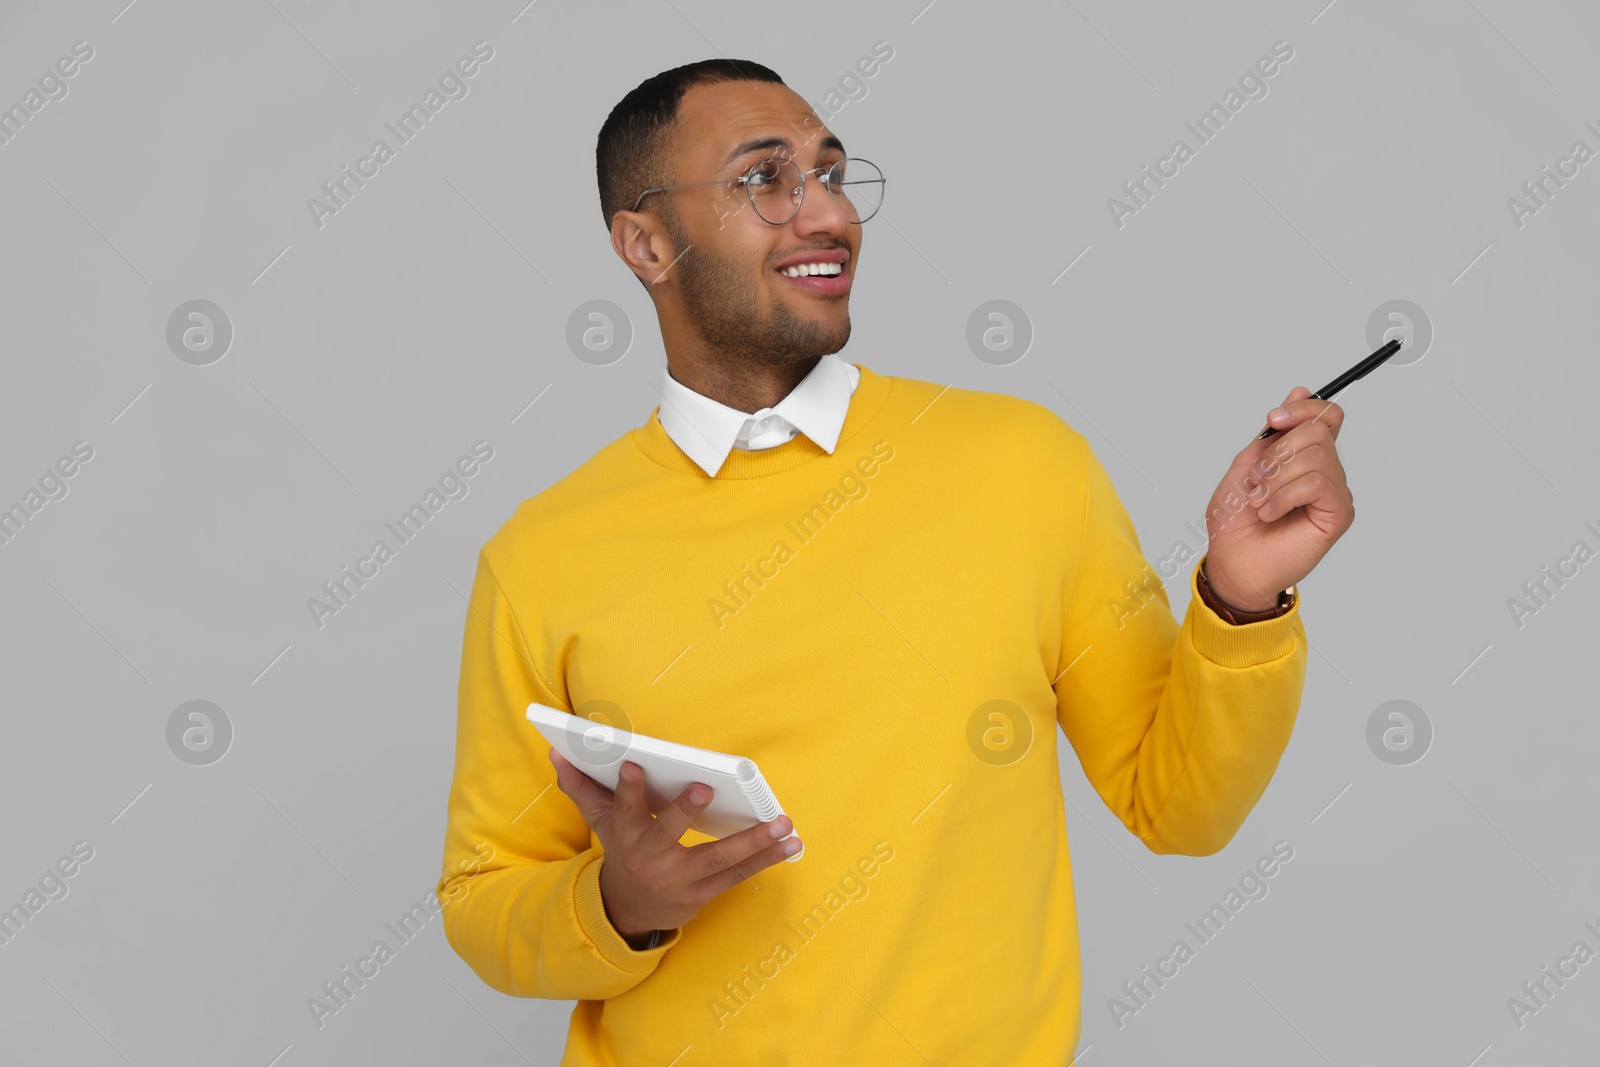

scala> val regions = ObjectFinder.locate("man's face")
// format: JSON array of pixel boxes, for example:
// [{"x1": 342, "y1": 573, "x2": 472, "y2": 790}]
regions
[{"x1": 646, "y1": 80, "x2": 862, "y2": 363}]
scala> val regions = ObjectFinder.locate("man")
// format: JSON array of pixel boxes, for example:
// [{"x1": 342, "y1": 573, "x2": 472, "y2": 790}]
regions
[{"x1": 437, "y1": 58, "x2": 1350, "y2": 1065}]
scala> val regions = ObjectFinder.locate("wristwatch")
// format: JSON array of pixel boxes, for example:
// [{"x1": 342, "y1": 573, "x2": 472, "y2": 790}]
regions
[{"x1": 1197, "y1": 556, "x2": 1296, "y2": 625}]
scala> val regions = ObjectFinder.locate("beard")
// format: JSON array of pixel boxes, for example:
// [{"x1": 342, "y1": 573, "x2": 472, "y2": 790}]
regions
[{"x1": 663, "y1": 209, "x2": 850, "y2": 368}]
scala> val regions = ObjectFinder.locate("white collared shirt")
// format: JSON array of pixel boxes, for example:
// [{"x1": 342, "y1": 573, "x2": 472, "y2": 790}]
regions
[{"x1": 656, "y1": 354, "x2": 861, "y2": 477}]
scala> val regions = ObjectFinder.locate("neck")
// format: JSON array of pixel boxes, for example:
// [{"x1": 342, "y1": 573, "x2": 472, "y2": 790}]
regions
[{"x1": 664, "y1": 352, "x2": 821, "y2": 413}]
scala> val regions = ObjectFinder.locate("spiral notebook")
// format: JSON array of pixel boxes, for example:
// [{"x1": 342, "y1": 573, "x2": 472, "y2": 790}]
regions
[{"x1": 525, "y1": 703, "x2": 802, "y2": 862}]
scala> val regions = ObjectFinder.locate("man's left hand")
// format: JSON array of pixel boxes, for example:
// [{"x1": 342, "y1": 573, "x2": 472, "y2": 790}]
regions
[{"x1": 1200, "y1": 386, "x2": 1356, "y2": 612}]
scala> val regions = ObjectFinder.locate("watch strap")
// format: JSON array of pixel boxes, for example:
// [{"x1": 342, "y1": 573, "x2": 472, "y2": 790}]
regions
[{"x1": 1198, "y1": 556, "x2": 1295, "y2": 625}]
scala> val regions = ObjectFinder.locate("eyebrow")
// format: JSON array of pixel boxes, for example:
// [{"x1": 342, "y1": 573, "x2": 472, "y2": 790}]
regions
[{"x1": 717, "y1": 133, "x2": 846, "y2": 172}]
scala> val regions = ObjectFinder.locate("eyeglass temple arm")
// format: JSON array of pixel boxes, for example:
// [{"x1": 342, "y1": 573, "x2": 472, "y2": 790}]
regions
[{"x1": 631, "y1": 176, "x2": 739, "y2": 212}]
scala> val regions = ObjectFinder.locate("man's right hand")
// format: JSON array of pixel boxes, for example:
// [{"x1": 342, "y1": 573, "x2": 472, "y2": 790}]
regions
[{"x1": 548, "y1": 747, "x2": 803, "y2": 943}]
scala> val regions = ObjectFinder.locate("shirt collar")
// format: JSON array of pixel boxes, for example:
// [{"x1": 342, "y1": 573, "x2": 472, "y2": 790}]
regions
[{"x1": 656, "y1": 354, "x2": 861, "y2": 477}]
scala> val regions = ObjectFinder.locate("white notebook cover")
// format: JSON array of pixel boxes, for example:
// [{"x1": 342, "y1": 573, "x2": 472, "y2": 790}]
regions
[{"x1": 525, "y1": 703, "x2": 802, "y2": 861}]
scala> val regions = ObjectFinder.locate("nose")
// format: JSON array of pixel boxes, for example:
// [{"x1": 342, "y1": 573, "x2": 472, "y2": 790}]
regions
[{"x1": 788, "y1": 168, "x2": 853, "y2": 239}]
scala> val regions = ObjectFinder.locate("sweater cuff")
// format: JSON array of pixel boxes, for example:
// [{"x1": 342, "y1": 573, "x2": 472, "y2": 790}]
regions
[
  {"x1": 572, "y1": 851, "x2": 682, "y2": 970},
  {"x1": 1187, "y1": 559, "x2": 1301, "y2": 667}
]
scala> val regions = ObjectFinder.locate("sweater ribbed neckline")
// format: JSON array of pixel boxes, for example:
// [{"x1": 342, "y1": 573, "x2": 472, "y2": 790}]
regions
[{"x1": 630, "y1": 361, "x2": 893, "y2": 479}]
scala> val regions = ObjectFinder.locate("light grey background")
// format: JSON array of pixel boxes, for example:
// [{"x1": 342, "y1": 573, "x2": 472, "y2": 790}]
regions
[{"x1": 2, "y1": 0, "x2": 1597, "y2": 1064}]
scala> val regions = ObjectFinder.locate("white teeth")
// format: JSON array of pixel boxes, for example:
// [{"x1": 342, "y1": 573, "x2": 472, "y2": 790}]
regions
[{"x1": 781, "y1": 262, "x2": 843, "y2": 277}]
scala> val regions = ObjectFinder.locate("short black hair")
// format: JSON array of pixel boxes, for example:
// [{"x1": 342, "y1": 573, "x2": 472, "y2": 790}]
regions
[{"x1": 596, "y1": 58, "x2": 786, "y2": 233}]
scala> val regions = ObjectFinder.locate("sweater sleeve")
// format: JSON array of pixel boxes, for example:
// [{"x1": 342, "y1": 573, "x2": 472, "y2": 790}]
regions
[
  {"x1": 437, "y1": 551, "x2": 683, "y2": 999},
  {"x1": 1052, "y1": 436, "x2": 1308, "y2": 857}
]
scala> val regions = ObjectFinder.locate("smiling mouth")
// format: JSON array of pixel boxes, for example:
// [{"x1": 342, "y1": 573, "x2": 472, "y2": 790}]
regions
[
  {"x1": 774, "y1": 262, "x2": 851, "y2": 294},
  {"x1": 777, "y1": 262, "x2": 845, "y2": 279}
]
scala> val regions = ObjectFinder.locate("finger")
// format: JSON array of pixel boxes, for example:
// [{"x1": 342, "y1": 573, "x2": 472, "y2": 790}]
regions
[
  {"x1": 1244, "y1": 439, "x2": 1328, "y2": 504},
  {"x1": 1248, "y1": 412, "x2": 1336, "y2": 481},
  {"x1": 645, "y1": 780, "x2": 716, "y2": 850},
  {"x1": 1236, "y1": 387, "x2": 1311, "y2": 465},
  {"x1": 681, "y1": 831, "x2": 800, "y2": 908},
  {"x1": 685, "y1": 821, "x2": 802, "y2": 902},
  {"x1": 1266, "y1": 395, "x2": 1344, "y2": 441},
  {"x1": 607, "y1": 759, "x2": 655, "y2": 840},
  {"x1": 1238, "y1": 433, "x2": 1308, "y2": 501},
  {"x1": 1255, "y1": 385, "x2": 1312, "y2": 437},
  {"x1": 1254, "y1": 469, "x2": 1348, "y2": 523},
  {"x1": 548, "y1": 747, "x2": 614, "y2": 826}
]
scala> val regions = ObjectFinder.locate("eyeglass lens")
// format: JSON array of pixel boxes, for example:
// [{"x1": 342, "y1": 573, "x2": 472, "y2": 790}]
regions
[{"x1": 745, "y1": 157, "x2": 884, "y2": 224}]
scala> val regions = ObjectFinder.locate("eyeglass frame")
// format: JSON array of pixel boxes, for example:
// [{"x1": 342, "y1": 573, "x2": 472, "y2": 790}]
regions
[{"x1": 629, "y1": 155, "x2": 885, "y2": 225}]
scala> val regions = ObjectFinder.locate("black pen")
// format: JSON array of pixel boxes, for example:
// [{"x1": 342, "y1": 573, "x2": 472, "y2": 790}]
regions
[{"x1": 1256, "y1": 338, "x2": 1404, "y2": 440}]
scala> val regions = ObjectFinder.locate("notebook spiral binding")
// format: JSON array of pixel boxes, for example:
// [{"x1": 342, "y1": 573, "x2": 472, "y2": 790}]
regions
[{"x1": 734, "y1": 758, "x2": 781, "y2": 822}]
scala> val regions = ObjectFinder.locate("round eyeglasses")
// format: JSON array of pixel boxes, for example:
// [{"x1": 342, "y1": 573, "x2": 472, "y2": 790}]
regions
[{"x1": 631, "y1": 156, "x2": 886, "y2": 226}]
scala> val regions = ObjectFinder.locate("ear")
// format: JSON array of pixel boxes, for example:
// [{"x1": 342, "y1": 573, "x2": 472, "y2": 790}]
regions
[{"x1": 610, "y1": 210, "x2": 678, "y2": 288}]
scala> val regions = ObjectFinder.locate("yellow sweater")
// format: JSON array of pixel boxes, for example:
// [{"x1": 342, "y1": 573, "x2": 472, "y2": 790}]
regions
[{"x1": 437, "y1": 361, "x2": 1308, "y2": 1065}]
